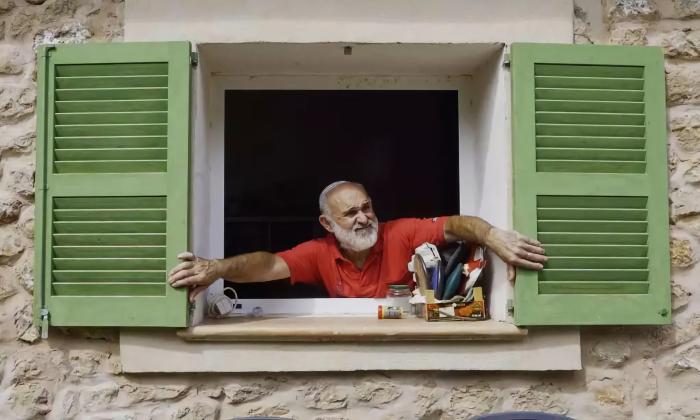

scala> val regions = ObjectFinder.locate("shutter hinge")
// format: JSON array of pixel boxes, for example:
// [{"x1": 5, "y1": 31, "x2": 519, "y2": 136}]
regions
[
  {"x1": 506, "y1": 299, "x2": 514, "y2": 316},
  {"x1": 503, "y1": 53, "x2": 511, "y2": 68},
  {"x1": 190, "y1": 52, "x2": 199, "y2": 68},
  {"x1": 40, "y1": 308, "x2": 49, "y2": 339}
]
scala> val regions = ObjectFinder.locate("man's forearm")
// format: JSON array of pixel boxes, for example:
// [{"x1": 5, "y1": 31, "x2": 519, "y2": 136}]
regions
[
  {"x1": 214, "y1": 251, "x2": 283, "y2": 283},
  {"x1": 444, "y1": 215, "x2": 493, "y2": 245}
]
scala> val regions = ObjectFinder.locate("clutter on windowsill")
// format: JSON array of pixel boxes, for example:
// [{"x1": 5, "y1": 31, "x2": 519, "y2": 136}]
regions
[{"x1": 407, "y1": 242, "x2": 489, "y2": 322}]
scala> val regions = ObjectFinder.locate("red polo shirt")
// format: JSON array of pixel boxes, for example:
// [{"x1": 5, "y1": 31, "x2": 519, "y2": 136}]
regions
[{"x1": 277, "y1": 217, "x2": 448, "y2": 298}]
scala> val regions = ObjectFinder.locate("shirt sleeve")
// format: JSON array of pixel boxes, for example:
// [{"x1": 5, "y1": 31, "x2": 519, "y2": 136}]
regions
[
  {"x1": 276, "y1": 240, "x2": 324, "y2": 286},
  {"x1": 393, "y1": 216, "x2": 449, "y2": 249}
]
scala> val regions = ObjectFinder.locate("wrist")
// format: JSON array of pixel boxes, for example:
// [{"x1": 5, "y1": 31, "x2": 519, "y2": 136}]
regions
[
  {"x1": 483, "y1": 225, "x2": 496, "y2": 247},
  {"x1": 207, "y1": 258, "x2": 224, "y2": 282}
]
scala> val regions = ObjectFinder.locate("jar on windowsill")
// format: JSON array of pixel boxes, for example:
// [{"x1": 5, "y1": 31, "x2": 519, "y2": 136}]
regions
[{"x1": 386, "y1": 284, "x2": 413, "y2": 316}]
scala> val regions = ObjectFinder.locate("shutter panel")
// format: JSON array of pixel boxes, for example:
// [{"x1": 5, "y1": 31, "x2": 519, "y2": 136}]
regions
[
  {"x1": 511, "y1": 43, "x2": 671, "y2": 326},
  {"x1": 35, "y1": 42, "x2": 191, "y2": 327}
]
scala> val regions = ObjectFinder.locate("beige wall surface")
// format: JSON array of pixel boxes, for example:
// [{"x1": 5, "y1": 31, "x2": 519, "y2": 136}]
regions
[
  {"x1": 125, "y1": 0, "x2": 573, "y2": 44},
  {"x1": 0, "y1": 0, "x2": 699, "y2": 419}
]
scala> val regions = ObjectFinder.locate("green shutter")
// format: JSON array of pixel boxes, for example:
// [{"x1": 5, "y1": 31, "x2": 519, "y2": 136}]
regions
[
  {"x1": 511, "y1": 43, "x2": 671, "y2": 326},
  {"x1": 35, "y1": 42, "x2": 191, "y2": 327}
]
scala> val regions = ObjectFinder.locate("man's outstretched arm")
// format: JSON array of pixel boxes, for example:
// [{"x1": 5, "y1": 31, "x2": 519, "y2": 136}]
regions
[
  {"x1": 168, "y1": 251, "x2": 291, "y2": 302},
  {"x1": 443, "y1": 215, "x2": 548, "y2": 279}
]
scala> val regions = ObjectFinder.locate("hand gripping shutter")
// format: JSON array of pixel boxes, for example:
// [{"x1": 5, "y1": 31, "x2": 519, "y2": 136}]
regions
[
  {"x1": 511, "y1": 43, "x2": 671, "y2": 326},
  {"x1": 35, "y1": 42, "x2": 191, "y2": 327}
]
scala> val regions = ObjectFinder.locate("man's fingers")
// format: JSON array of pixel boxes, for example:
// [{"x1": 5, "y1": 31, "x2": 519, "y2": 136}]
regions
[
  {"x1": 507, "y1": 265, "x2": 516, "y2": 282},
  {"x1": 189, "y1": 285, "x2": 208, "y2": 303},
  {"x1": 519, "y1": 236, "x2": 542, "y2": 247},
  {"x1": 169, "y1": 269, "x2": 195, "y2": 284},
  {"x1": 177, "y1": 251, "x2": 196, "y2": 261},
  {"x1": 521, "y1": 243, "x2": 546, "y2": 255},
  {"x1": 513, "y1": 258, "x2": 544, "y2": 271},
  {"x1": 519, "y1": 249, "x2": 548, "y2": 263},
  {"x1": 171, "y1": 274, "x2": 200, "y2": 288},
  {"x1": 169, "y1": 261, "x2": 193, "y2": 277}
]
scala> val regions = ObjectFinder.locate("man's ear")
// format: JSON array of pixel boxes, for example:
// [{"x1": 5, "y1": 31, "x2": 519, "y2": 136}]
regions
[{"x1": 319, "y1": 214, "x2": 334, "y2": 233}]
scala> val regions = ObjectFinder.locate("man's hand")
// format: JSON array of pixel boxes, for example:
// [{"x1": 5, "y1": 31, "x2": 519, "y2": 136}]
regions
[
  {"x1": 485, "y1": 227, "x2": 547, "y2": 281},
  {"x1": 168, "y1": 252, "x2": 221, "y2": 302}
]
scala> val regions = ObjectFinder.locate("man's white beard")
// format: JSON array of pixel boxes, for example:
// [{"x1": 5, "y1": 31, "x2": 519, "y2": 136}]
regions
[{"x1": 329, "y1": 217, "x2": 379, "y2": 252}]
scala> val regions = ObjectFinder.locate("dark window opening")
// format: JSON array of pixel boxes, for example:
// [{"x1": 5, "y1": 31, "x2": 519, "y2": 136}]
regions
[{"x1": 224, "y1": 90, "x2": 460, "y2": 298}]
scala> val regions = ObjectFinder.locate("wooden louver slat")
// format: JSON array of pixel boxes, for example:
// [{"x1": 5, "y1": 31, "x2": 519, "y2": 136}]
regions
[
  {"x1": 52, "y1": 62, "x2": 169, "y2": 174},
  {"x1": 534, "y1": 63, "x2": 647, "y2": 174},
  {"x1": 51, "y1": 196, "x2": 168, "y2": 297}
]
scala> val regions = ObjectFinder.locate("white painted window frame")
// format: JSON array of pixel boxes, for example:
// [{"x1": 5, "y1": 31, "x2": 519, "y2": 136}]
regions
[{"x1": 194, "y1": 47, "x2": 513, "y2": 322}]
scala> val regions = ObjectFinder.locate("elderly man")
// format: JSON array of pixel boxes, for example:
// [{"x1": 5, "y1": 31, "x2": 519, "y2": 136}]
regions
[{"x1": 169, "y1": 181, "x2": 547, "y2": 301}]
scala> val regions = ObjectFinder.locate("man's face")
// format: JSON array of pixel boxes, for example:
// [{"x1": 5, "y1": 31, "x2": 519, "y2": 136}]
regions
[{"x1": 321, "y1": 184, "x2": 379, "y2": 252}]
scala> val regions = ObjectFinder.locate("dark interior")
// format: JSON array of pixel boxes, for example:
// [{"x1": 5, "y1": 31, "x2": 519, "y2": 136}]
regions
[{"x1": 224, "y1": 90, "x2": 460, "y2": 298}]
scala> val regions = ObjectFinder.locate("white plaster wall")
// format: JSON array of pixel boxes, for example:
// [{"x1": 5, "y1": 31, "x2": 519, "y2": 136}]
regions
[
  {"x1": 121, "y1": 328, "x2": 581, "y2": 372},
  {"x1": 124, "y1": 0, "x2": 573, "y2": 44}
]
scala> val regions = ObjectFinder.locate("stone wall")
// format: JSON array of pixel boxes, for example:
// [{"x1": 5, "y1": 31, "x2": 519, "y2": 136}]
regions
[{"x1": 0, "y1": 0, "x2": 699, "y2": 418}]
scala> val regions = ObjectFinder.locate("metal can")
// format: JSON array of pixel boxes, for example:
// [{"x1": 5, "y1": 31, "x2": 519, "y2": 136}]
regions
[{"x1": 378, "y1": 305, "x2": 403, "y2": 319}]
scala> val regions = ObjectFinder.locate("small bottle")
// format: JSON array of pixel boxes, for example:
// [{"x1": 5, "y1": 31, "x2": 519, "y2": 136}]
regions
[{"x1": 378, "y1": 305, "x2": 404, "y2": 319}]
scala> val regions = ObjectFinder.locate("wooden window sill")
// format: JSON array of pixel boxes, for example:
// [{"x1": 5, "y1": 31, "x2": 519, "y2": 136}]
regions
[{"x1": 177, "y1": 316, "x2": 527, "y2": 342}]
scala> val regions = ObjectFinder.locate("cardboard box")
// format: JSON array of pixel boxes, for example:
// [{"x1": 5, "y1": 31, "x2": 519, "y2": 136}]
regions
[{"x1": 424, "y1": 287, "x2": 488, "y2": 321}]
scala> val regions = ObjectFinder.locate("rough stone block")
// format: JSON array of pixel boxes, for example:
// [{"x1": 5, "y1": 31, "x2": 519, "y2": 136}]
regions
[
  {"x1": 246, "y1": 403, "x2": 290, "y2": 418},
  {"x1": 302, "y1": 383, "x2": 348, "y2": 410},
  {"x1": 609, "y1": 22, "x2": 648, "y2": 45},
  {"x1": 33, "y1": 22, "x2": 91, "y2": 49},
  {"x1": 0, "y1": 0, "x2": 15, "y2": 15},
  {"x1": 354, "y1": 380, "x2": 402, "y2": 407},
  {"x1": 118, "y1": 383, "x2": 190, "y2": 405},
  {"x1": 5, "y1": 381, "x2": 51, "y2": 418},
  {"x1": 68, "y1": 349, "x2": 111, "y2": 378},
  {"x1": 5, "y1": 163, "x2": 35, "y2": 199},
  {"x1": 668, "y1": 344, "x2": 700, "y2": 375},
  {"x1": 605, "y1": 0, "x2": 659, "y2": 22},
  {"x1": 0, "y1": 45, "x2": 28, "y2": 75},
  {"x1": 223, "y1": 383, "x2": 274, "y2": 405},
  {"x1": 682, "y1": 156, "x2": 700, "y2": 183},
  {"x1": 168, "y1": 398, "x2": 220, "y2": 420},
  {"x1": 9, "y1": 10, "x2": 37, "y2": 38},
  {"x1": 634, "y1": 314, "x2": 700, "y2": 356},
  {"x1": 0, "y1": 194, "x2": 22, "y2": 224},
  {"x1": 591, "y1": 337, "x2": 632, "y2": 367},
  {"x1": 0, "y1": 86, "x2": 35, "y2": 122},
  {"x1": 443, "y1": 384, "x2": 500, "y2": 419},
  {"x1": 7, "y1": 347, "x2": 68, "y2": 384},
  {"x1": 670, "y1": 0, "x2": 700, "y2": 19},
  {"x1": 0, "y1": 129, "x2": 35, "y2": 156},
  {"x1": 672, "y1": 281, "x2": 691, "y2": 310},
  {"x1": 504, "y1": 385, "x2": 569, "y2": 415},
  {"x1": 662, "y1": 29, "x2": 700, "y2": 59},
  {"x1": 671, "y1": 238, "x2": 695, "y2": 267},
  {"x1": 413, "y1": 385, "x2": 446, "y2": 420},
  {"x1": 78, "y1": 381, "x2": 119, "y2": 413},
  {"x1": 667, "y1": 65, "x2": 700, "y2": 106},
  {"x1": 13, "y1": 251, "x2": 34, "y2": 294},
  {"x1": 676, "y1": 213, "x2": 700, "y2": 236},
  {"x1": 0, "y1": 229, "x2": 25, "y2": 259}
]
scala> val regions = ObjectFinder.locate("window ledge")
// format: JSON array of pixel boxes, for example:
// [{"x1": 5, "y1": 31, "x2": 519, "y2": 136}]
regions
[{"x1": 177, "y1": 316, "x2": 527, "y2": 342}]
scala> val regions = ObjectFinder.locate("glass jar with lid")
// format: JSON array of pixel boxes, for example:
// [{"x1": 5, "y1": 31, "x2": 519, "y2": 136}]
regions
[{"x1": 385, "y1": 284, "x2": 413, "y2": 316}]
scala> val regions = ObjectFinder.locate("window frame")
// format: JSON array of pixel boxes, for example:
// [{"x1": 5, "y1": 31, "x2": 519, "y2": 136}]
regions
[{"x1": 194, "y1": 49, "x2": 513, "y2": 321}]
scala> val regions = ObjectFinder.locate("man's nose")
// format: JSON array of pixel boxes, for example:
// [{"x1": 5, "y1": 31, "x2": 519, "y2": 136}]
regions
[{"x1": 355, "y1": 211, "x2": 369, "y2": 225}]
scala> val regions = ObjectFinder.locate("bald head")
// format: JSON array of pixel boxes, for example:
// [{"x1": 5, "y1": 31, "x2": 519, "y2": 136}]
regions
[{"x1": 318, "y1": 181, "x2": 368, "y2": 216}]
